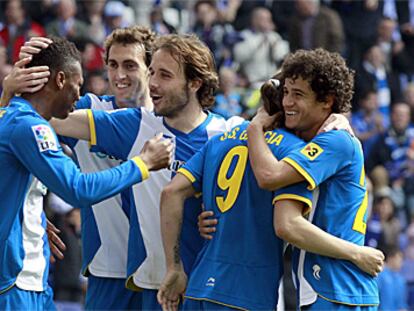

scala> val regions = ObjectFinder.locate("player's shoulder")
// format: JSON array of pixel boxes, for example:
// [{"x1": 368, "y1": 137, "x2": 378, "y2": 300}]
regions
[
  {"x1": 207, "y1": 112, "x2": 245, "y2": 132},
  {"x1": 311, "y1": 130, "x2": 358, "y2": 157},
  {"x1": 77, "y1": 93, "x2": 116, "y2": 110}
]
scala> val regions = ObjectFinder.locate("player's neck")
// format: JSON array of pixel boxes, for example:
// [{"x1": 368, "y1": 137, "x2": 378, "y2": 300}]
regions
[
  {"x1": 165, "y1": 100, "x2": 207, "y2": 133},
  {"x1": 22, "y1": 92, "x2": 53, "y2": 120}
]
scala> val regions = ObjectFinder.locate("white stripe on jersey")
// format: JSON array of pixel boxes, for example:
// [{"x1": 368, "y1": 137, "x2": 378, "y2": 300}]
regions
[
  {"x1": 130, "y1": 110, "x2": 244, "y2": 289},
  {"x1": 296, "y1": 187, "x2": 320, "y2": 306},
  {"x1": 77, "y1": 94, "x2": 129, "y2": 278},
  {"x1": 16, "y1": 178, "x2": 48, "y2": 291}
]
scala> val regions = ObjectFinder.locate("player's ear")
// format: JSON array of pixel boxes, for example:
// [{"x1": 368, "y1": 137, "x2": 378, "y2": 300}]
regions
[
  {"x1": 55, "y1": 71, "x2": 66, "y2": 90},
  {"x1": 323, "y1": 94, "x2": 334, "y2": 110},
  {"x1": 188, "y1": 78, "x2": 202, "y2": 93}
]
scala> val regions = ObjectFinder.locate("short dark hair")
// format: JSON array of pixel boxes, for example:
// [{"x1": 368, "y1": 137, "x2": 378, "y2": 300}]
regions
[
  {"x1": 27, "y1": 36, "x2": 81, "y2": 74},
  {"x1": 104, "y1": 26, "x2": 156, "y2": 67},
  {"x1": 276, "y1": 48, "x2": 354, "y2": 113}
]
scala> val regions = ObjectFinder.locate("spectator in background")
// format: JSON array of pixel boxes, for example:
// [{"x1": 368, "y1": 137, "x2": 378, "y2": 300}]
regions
[
  {"x1": 351, "y1": 88, "x2": 386, "y2": 158},
  {"x1": 367, "y1": 102, "x2": 414, "y2": 223},
  {"x1": 78, "y1": 0, "x2": 106, "y2": 46},
  {"x1": 377, "y1": 247, "x2": 408, "y2": 311},
  {"x1": 46, "y1": 0, "x2": 90, "y2": 42},
  {"x1": 84, "y1": 70, "x2": 108, "y2": 96},
  {"x1": 331, "y1": 0, "x2": 384, "y2": 70},
  {"x1": 212, "y1": 67, "x2": 244, "y2": 118},
  {"x1": 150, "y1": 5, "x2": 176, "y2": 35},
  {"x1": 233, "y1": 7, "x2": 289, "y2": 87},
  {"x1": 376, "y1": 17, "x2": 405, "y2": 73},
  {"x1": 354, "y1": 44, "x2": 400, "y2": 120},
  {"x1": 192, "y1": 0, "x2": 238, "y2": 68},
  {"x1": 288, "y1": 0, "x2": 345, "y2": 53},
  {"x1": 0, "y1": 0, "x2": 46, "y2": 63},
  {"x1": 103, "y1": 1, "x2": 133, "y2": 38}
]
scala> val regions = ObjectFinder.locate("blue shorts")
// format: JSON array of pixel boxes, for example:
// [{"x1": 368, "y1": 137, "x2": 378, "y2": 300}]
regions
[
  {"x1": 183, "y1": 298, "x2": 237, "y2": 310},
  {"x1": 85, "y1": 275, "x2": 142, "y2": 310},
  {"x1": 0, "y1": 285, "x2": 55, "y2": 310},
  {"x1": 142, "y1": 288, "x2": 163, "y2": 311},
  {"x1": 302, "y1": 296, "x2": 378, "y2": 311}
]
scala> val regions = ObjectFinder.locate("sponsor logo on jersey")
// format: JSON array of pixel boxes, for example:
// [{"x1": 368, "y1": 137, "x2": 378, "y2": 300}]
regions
[
  {"x1": 312, "y1": 264, "x2": 321, "y2": 280},
  {"x1": 206, "y1": 277, "x2": 215, "y2": 287},
  {"x1": 300, "y1": 143, "x2": 323, "y2": 161},
  {"x1": 32, "y1": 124, "x2": 58, "y2": 152}
]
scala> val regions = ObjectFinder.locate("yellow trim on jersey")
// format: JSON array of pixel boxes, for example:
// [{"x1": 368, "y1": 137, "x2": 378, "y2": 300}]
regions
[
  {"x1": 359, "y1": 166, "x2": 366, "y2": 186},
  {"x1": 0, "y1": 282, "x2": 16, "y2": 295},
  {"x1": 273, "y1": 194, "x2": 312, "y2": 215},
  {"x1": 87, "y1": 109, "x2": 97, "y2": 146},
  {"x1": 283, "y1": 157, "x2": 316, "y2": 190},
  {"x1": 178, "y1": 168, "x2": 196, "y2": 183},
  {"x1": 316, "y1": 293, "x2": 379, "y2": 307},
  {"x1": 125, "y1": 275, "x2": 143, "y2": 292},
  {"x1": 131, "y1": 157, "x2": 150, "y2": 180},
  {"x1": 184, "y1": 296, "x2": 249, "y2": 311}
]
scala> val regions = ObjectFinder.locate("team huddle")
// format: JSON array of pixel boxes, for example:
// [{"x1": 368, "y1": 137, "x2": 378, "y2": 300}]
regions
[{"x1": 0, "y1": 25, "x2": 384, "y2": 311}]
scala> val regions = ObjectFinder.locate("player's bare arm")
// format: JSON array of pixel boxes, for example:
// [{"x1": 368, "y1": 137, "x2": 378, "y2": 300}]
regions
[
  {"x1": 158, "y1": 174, "x2": 195, "y2": 311},
  {"x1": 247, "y1": 108, "x2": 304, "y2": 190},
  {"x1": 274, "y1": 199, "x2": 384, "y2": 277}
]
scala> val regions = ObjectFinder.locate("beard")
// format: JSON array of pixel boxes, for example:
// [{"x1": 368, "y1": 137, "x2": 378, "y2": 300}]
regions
[{"x1": 154, "y1": 85, "x2": 191, "y2": 118}]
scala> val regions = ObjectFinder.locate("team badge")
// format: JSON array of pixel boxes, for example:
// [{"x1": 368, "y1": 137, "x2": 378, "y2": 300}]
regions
[
  {"x1": 32, "y1": 124, "x2": 58, "y2": 152},
  {"x1": 300, "y1": 142, "x2": 323, "y2": 161}
]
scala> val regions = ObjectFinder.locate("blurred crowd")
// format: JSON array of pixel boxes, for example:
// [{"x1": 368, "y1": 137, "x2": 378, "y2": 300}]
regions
[{"x1": 1, "y1": 0, "x2": 414, "y2": 310}]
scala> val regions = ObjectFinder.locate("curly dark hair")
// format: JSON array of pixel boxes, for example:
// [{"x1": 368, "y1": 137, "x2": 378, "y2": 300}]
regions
[
  {"x1": 104, "y1": 26, "x2": 156, "y2": 67},
  {"x1": 272, "y1": 48, "x2": 354, "y2": 113},
  {"x1": 152, "y1": 34, "x2": 218, "y2": 109},
  {"x1": 27, "y1": 36, "x2": 81, "y2": 74}
]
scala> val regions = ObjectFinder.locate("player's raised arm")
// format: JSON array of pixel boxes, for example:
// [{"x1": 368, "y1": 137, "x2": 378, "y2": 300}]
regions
[{"x1": 50, "y1": 110, "x2": 91, "y2": 141}]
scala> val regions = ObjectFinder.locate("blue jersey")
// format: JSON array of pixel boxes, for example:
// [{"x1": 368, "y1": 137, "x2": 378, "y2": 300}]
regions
[
  {"x1": 89, "y1": 107, "x2": 243, "y2": 289},
  {"x1": 283, "y1": 130, "x2": 379, "y2": 306},
  {"x1": 60, "y1": 93, "x2": 133, "y2": 278},
  {"x1": 178, "y1": 123, "x2": 312, "y2": 310},
  {"x1": 0, "y1": 97, "x2": 147, "y2": 293}
]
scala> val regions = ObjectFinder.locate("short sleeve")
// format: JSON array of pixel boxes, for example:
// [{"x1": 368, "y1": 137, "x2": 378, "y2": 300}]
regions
[
  {"x1": 90, "y1": 108, "x2": 142, "y2": 160},
  {"x1": 282, "y1": 131, "x2": 354, "y2": 190}
]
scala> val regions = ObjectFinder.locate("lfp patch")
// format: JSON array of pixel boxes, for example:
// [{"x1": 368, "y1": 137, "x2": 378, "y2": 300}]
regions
[
  {"x1": 300, "y1": 142, "x2": 323, "y2": 161},
  {"x1": 31, "y1": 124, "x2": 58, "y2": 152}
]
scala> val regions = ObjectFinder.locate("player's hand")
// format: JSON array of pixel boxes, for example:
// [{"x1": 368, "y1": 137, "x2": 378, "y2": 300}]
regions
[
  {"x1": 3, "y1": 57, "x2": 50, "y2": 96},
  {"x1": 318, "y1": 113, "x2": 355, "y2": 136},
  {"x1": 353, "y1": 246, "x2": 384, "y2": 277},
  {"x1": 250, "y1": 106, "x2": 278, "y2": 131},
  {"x1": 157, "y1": 269, "x2": 187, "y2": 311},
  {"x1": 198, "y1": 210, "x2": 217, "y2": 240},
  {"x1": 139, "y1": 133, "x2": 174, "y2": 171},
  {"x1": 46, "y1": 219, "x2": 66, "y2": 263},
  {"x1": 19, "y1": 37, "x2": 52, "y2": 59}
]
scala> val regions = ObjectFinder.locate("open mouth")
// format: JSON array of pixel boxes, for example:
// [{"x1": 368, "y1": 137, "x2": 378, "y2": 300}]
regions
[{"x1": 151, "y1": 94, "x2": 162, "y2": 105}]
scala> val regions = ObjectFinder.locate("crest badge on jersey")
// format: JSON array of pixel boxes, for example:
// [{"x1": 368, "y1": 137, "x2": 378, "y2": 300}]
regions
[
  {"x1": 32, "y1": 124, "x2": 58, "y2": 152},
  {"x1": 300, "y1": 142, "x2": 323, "y2": 161}
]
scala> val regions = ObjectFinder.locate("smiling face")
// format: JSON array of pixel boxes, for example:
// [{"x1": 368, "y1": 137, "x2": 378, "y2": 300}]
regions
[
  {"x1": 149, "y1": 49, "x2": 191, "y2": 118},
  {"x1": 282, "y1": 77, "x2": 331, "y2": 140},
  {"x1": 106, "y1": 43, "x2": 149, "y2": 107},
  {"x1": 53, "y1": 62, "x2": 84, "y2": 119}
]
